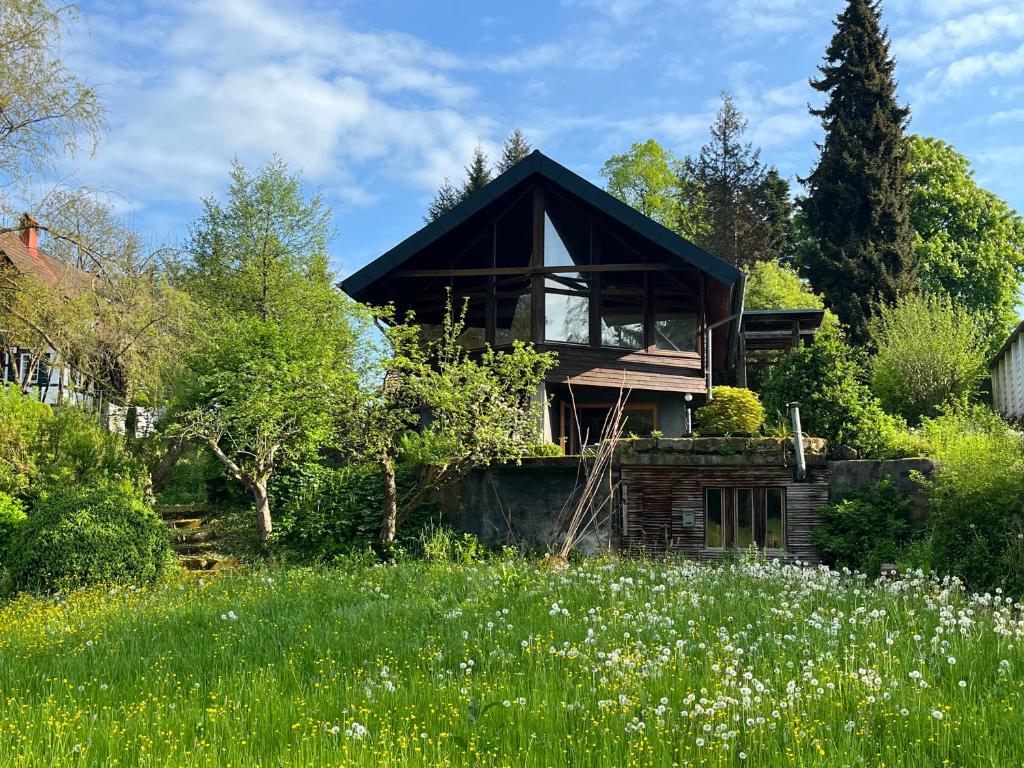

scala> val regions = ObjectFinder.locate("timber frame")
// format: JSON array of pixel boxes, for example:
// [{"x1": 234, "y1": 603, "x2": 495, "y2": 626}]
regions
[{"x1": 342, "y1": 151, "x2": 747, "y2": 449}]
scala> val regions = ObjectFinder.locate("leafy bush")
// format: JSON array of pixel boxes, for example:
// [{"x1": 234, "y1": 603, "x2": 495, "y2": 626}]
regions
[
  {"x1": 919, "y1": 407, "x2": 1024, "y2": 594},
  {"x1": 420, "y1": 525, "x2": 486, "y2": 563},
  {"x1": 0, "y1": 491, "x2": 27, "y2": 567},
  {"x1": 523, "y1": 442, "x2": 563, "y2": 458},
  {"x1": 744, "y1": 260, "x2": 824, "y2": 310},
  {"x1": 4, "y1": 483, "x2": 171, "y2": 594},
  {"x1": 0, "y1": 385, "x2": 49, "y2": 495},
  {"x1": 0, "y1": 387, "x2": 145, "y2": 499},
  {"x1": 272, "y1": 462, "x2": 439, "y2": 561},
  {"x1": 695, "y1": 387, "x2": 765, "y2": 434},
  {"x1": 762, "y1": 324, "x2": 906, "y2": 458},
  {"x1": 812, "y1": 479, "x2": 913, "y2": 577},
  {"x1": 870, "y1": 294, "x2": 987, "y2": 424}
]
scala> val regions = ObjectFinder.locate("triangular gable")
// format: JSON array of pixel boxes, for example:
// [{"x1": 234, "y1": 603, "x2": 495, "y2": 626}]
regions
[{"x1": 341, "y1": 150, "x2": 742, "y2": 298}]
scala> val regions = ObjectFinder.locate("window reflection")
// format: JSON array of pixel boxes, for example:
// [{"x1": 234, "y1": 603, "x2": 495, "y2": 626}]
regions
[
  {"x1": 601, "y1": 274, "x2": 644, "y2": 349},
  {"x1": 545, "y1": 275, "x2": 589, "y2": 344}
]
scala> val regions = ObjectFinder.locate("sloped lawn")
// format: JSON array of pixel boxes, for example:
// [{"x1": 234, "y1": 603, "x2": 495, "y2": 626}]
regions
[{"x1": 2, "y1": 557, "x2": 1023, "y2": 766}]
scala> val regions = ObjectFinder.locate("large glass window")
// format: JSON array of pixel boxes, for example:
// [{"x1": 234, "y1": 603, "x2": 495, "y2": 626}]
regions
[
  {"x1": 545, "y1": 274, "x2": 590, "y2": 344},
  {"x1": 703, "y1": 488, "x2": 786, "y2": 551},
  {"x1": 653, "y1": 282, "x2": 699, "y2": 352},
  {"x1": 655, "y1": 312, "x2": 698, "y2": 352},
  {"x1": 766, "y1": 488, "x2": 785, "y2": 549},
  {"x1": 736, "y1": 489, "x2": 754, "y2": 549},
  {"x1": 600, "y1": 274, "x2": 644, "y2": 349},
  {"x1": 495, "y1": 277, "x2": 532, "y2": 345},
  {"x1": 705, "y1": 489, "x2": 723, "y2": 548}
]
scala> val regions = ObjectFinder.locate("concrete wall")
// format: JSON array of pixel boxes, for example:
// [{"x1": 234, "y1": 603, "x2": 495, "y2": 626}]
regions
[
  {"x1": 828, "y1": 458, "x2": 937, "y2": 521},
  {"x1": 437, "y1": 457, "x2": 614, "y2": 553}
]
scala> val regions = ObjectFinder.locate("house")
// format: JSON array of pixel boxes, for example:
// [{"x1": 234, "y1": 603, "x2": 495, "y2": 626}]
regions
[
  {"x1": 991, "y1": 319, "x2": 1024, "y2": 422},
  {"x1": 343, "y1": 150, "x2": 810, "y2": 451},
  {"x1": 0, "y1": 214, "x2": 96, "y2": 407},
  {"x1": 345, "y1": 151, "x2": 835, "y2": 558}
]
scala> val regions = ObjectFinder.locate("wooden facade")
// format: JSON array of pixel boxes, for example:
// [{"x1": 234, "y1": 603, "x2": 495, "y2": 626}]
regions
[
  {"x1": 620, "y1": 465, "x2": 828, "y2": 562},
  {"x1": 341, "y1": 151, "x2": 746, "y2": 449}
]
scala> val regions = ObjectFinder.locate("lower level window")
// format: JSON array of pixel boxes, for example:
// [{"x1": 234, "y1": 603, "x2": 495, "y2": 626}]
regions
[{"x1": 704, "y1": 487, "x2": 786, "y2": 550}]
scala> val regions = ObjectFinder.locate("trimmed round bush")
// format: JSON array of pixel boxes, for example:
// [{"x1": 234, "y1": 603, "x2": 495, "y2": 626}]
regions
[
  {"x1": 695, "y1": 387, "x2": 765, "y2": 434},
  {"x1": 5, "y1": 483, "x2": 171, "y2": 594}
]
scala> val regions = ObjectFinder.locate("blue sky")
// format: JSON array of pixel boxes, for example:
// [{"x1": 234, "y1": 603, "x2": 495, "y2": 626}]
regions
[{"x1": 60, "y1": 0, "x2": 1024, "y2": 278}]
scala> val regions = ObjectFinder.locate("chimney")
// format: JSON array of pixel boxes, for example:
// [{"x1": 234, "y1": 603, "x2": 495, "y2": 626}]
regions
[{"x1": 19, "y1": 213, "x2": 39, "y2": 252}]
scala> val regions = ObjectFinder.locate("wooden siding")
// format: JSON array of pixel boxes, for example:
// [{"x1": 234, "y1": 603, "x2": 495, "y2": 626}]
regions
[
  {"x1": 541, "y1": 345, "x2": 705, "y2": 393},
  {"x1": 620, "y1": 466, "x2": 829, "y2": 562}
]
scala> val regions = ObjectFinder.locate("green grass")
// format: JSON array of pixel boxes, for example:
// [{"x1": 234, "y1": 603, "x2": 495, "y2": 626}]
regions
[{"x1": 2, "y1": 557, "x2": 1023, "y2": 766}]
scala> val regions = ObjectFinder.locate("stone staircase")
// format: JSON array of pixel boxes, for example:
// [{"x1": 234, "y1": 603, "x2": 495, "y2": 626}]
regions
[{"x1": 158, "y1": 504, "x2": 227, "y2": 571}]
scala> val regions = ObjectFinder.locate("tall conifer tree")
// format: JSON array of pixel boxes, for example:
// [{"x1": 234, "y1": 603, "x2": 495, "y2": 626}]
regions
[
  {"x1": 425, "y1": 175, "x2": 460, "y2": 223},
  {"x1": 681, "y1": 93, "x2": 790, "y2": 267},
  {"x1": 461, "y1": 145, "x2": 493, "y2": 199},
  {"x1": 496, "y1": 128, "x2": 532, "y2": 173},
  {"x1": 799, "y1": 0, "x2": 914, "y2": 344}
]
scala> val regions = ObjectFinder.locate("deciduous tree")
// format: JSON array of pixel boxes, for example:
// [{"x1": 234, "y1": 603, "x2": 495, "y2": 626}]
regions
[
  {"x1": 0, "y1": 0, "x2": 103, "y2": 194},
  {"x1": 175, "y1": 158, "x2": 359, "y2": 543},
  {"x1": 906, "y1": 135, "x2": 1024, "y2": 346}
]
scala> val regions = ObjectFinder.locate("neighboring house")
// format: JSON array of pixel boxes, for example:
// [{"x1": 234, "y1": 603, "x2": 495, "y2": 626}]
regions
[
  {"x1": 991, "y1": 319, "x2": 1024, "y2": 422},
  {"x1": 0, "y1": 214, "x2": 97, "y2": 407},
  {"x1": 342, "y1": 151, "x2": 823, "y2": 452}
]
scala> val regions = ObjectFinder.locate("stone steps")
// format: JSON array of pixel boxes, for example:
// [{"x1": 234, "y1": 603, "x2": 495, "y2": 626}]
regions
[{"x1": 159, "y1": 503, "x2": 229, "y2": 571}]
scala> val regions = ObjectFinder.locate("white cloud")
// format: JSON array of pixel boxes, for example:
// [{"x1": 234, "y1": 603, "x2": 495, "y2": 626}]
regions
[
  {"x1": 561, "y1": 0, "x2": 657, "y2": 24},
  {"x1": 894, "y1": 8, "x2": 1024, "y2": 65},
  {"x1": 62, "y1": 0, "x2": 494, "y2": 212}
]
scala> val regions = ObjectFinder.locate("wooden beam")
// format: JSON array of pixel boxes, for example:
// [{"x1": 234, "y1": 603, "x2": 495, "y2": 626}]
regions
[{"x1": 390, "y1": 263, "x2": 689, "y2": 278}]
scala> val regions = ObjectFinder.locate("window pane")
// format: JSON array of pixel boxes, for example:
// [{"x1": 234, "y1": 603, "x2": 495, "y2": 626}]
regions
[
  {"x1": 766, "y1": 488, "x2": 785, "y2": 549},
  {"x1": 736, "y1": 489, "x2": 754, "y2": 549},
  {"x1": 495, "y1": 278, "x2": 532, "y2": 344},
  {"x1": 601, "y1": 274, "x2": 644, "y2": 349},
  {"x1": 655, "y1": 312, "x2": 698, "y2": 352},
  {"x1": 705, "y1": 488, "x2": 723, "y2": 548},
  {"x1": 545, "y1": 275, "x2": 590, "y2": 344},
  {"x1": 544, "y1": 192, "x2": 590, "y2": 268}
]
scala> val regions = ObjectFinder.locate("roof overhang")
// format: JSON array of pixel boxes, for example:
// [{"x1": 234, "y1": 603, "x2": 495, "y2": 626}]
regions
[{"x1": 340, "y1": 150, "x2": 743, "y2": 300}]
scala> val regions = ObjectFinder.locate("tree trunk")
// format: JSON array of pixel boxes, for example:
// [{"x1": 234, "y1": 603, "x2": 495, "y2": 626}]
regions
[
  {"x1": 150, "y1": 437, "x2": 187, "y2": 494},
  {"x1": 252, "y1": 478, "x2": 272, "y2": 542},
  {"x1": 379, "y1": 453, "x2": 398, "y2": 543}
]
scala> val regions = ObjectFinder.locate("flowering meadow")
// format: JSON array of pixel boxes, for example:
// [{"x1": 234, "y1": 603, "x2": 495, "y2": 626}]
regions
[{"x1": 2, "y1": 558, "x2": 1023, "y2": 767}]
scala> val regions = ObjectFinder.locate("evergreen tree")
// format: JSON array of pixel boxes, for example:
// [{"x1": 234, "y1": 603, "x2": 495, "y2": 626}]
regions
[
  {"x1": 757, "y1": 169, "x2": 796, "y2": 262},
  {"x1": 496, "y1": 128, "x2": 532, "y2": 173},
  {"x1": 425, "y1": 175, "x2": 460, "y2": 223},
  {"x1": 799, "y1": 0, "x2": 915, "y2": 345},
  {"x1": 682, "y1": 93, "x2": 787, "y2": 267},
  {"x1": 461, "y1": 145, "x2": 493, "y2": 199}
]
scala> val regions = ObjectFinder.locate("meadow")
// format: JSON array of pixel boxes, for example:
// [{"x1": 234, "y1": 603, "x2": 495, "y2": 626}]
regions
[{"x1": 1, "y1": 557, "x2": 1023, "y2": 767}]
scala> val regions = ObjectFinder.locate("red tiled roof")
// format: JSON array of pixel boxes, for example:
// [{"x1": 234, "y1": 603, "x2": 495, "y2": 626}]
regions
[{"x1": 0, "y1": 229, "x2": 93, "y2": 293}]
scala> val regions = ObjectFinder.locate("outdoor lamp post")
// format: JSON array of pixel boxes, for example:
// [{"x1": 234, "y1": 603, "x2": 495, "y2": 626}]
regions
[{"x1": 684, "y1": 393, "x2": 693, "y2": 436}]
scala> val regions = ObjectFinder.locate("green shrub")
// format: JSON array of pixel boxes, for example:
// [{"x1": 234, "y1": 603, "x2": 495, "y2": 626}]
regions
[
  {"x1": 523, "y1": 442, "x2": 563, "y2": 458},
  {"x1": 0, "y1": 387, "x2": 145, "y2": 499},
  {"x1": 0, "y1": 491, "x2": 27, "y2": 566},
  {"x1": 0, "y1": 385, "x2": 50, "y2": 495},
  {"x1": 812, "y1": 479, "x2": 913, "y2": 577},
  {"x1": 695, "y1": 387, "x2": 765, "y2": 434},
  {"x1": 420, "y1": 525, "x2": 486, "y2": 563},
  {"x1": 4, "y1": 483, "x2": 171, "y2": 594},
  {"x1": 870, "y1": 294, "x2": 987, "y2": 425},
  {"x1": 920, "y1": 407, "x2": 1024, "y2": 594},
  {"x1": 272, "y1": 462, "x2": 439, "y2": 560},
  {"x1": 762, "y1": 324, "x2": 906, "y2": 458}
]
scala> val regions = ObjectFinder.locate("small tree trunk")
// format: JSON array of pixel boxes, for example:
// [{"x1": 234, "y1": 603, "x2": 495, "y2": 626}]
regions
[
  {"x1": 380, "y1": 454, "x2": 398, "y2": 543},
  {"x1": 252, "y1": 478, "x2": 272, "y2": 542}
]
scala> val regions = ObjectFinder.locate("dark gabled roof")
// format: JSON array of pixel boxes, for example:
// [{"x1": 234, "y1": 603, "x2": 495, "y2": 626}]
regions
[{"x1": 341, "y1": 150, "x2": 742, "y2": 298}]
